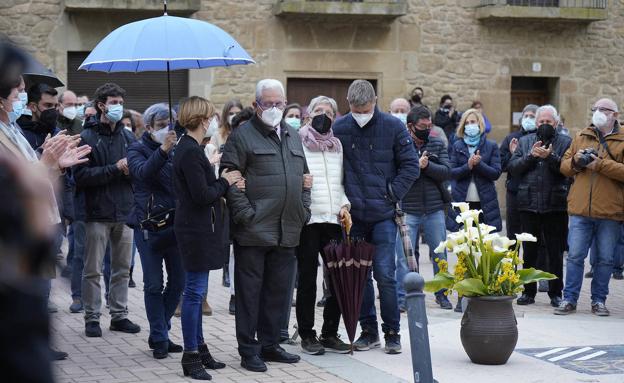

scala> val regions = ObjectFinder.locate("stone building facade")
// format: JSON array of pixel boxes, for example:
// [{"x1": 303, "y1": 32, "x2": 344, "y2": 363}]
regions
[{"x1": 1, "y1": 0, "x2": 622, "y2": 142}]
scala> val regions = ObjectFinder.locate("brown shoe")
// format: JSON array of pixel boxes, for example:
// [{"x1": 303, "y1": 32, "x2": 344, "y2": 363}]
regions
[{"x1": 202, "y1": 299, "x2": 213, "y2": 316}]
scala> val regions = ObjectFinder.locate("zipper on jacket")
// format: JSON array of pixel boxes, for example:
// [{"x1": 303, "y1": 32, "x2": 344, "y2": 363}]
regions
[
  {"x1": 322, "y1": 151, "x2": 334, "y2": 219},
  {"x1": 588, "y1": 141, "x2": 602, "y2": 217}
]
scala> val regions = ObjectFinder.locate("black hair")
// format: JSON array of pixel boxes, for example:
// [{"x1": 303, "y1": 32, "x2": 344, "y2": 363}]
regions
[
  {"x1": 440, "y1": 94, "x2": 452, "y2": 106},
  {"x1": 93, "y1": 82, "x2": 126, "y2": 113},
  {"x1": 407, "y1": 105, "x2": 432, "y2": 124},
  {"x1": 231, "y1": 107, "x2": 255, "y2": 130},
  {"x1": 0, "y1": 39, "x2": 26, "y2": 99},
  {"x1": 27, "y1": 83, "x2": 58, "y2": 105},
  {"x1": 282, "y1": 103, "x2": 301, "y2": 120}
]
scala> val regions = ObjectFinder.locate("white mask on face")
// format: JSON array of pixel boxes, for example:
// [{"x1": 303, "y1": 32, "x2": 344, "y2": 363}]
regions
[
  {"x1": 152, "y1": 127, "x2": 169, "y2": 144},
  {"x1": 205, "y1": 116, "x2": 219, "y2": 138},
  {"x1": 592, "y1": 110, "x2": 608, "y2": 129},
  {"x1": 261, "y1": 107, "x2": 283, "y2": 128},
  {"x1": 352, "y1": 112, "x2": 374, "y2": 128},
  {"x1": 62, "y1": 106, "x2": 77, "y2": 120},
  {"x1": 392, "y1": 112, "x2": 407, "y2": 125},
  {"x1": 228, "y1": 114, "x2": 235, "y2": 126}
]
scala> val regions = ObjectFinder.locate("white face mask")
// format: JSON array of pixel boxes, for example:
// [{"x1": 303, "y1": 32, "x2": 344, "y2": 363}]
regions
[
  {"x1": 261, "y1": 107, "x2": 283, "y2": 128},
  {"x1": 592, "y1": 110, "x2": 608, "y2": 129},
  {"x1": 228, "y1": 114, "x2": 235, "y2": 126},
  {"x1": 205, "y1": 116, "x2": 219, "y2": 138},
  {"x1": 18, "y1": 91, "x2": 28, "y2": 107},
  {"x1": 352, "y1": 112, "x2": 373, "y2": 128},
  {"x1": 152, "y1": 127, "x2": 170, "y2": 144},
  {"x1": 124, "y1": 125, "x2": 133, "y2": 132},
  {"x1": 392, "y1": 113, "x2": 407, "y2": 125},
  {"x1": 62, "y1": 106, "x2": 77, "y2": 120}
]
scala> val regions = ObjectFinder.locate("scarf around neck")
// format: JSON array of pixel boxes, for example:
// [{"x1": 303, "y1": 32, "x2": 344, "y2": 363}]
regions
[{"x1": 299, "y1": 124, "x2": 342, "y2": 153}]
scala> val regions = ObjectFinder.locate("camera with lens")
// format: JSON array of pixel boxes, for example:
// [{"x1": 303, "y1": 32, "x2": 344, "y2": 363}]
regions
[{"x1": 576, "y1": 148, "x2": 599, "y2": 168}]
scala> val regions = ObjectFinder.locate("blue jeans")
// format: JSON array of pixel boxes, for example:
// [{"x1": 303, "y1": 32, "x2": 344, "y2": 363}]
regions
[
  {"x1": 395, "y1": 210, "x2": 448, "y2": 305},
  {"x1": 564, "y1": 215, "x2": 619, "y2": 305},
  {"x1": 181, "y1": 271, "x2": 209, "y2": 351},
  {"x1": 71, "y1": 220, "x2": 111, "y2": 299},
  {"x1": 67, "y1": 224, "x2": 75, "y2": 269},
  {"x1": 135, "y1": 229, "x2": 184, "y2": 344},
  {"x1": 352, "y1": 219, "x2": 400, "y2": 334},
  {"x1": 589, "y1": 224, "x2": 624, "y2": 274}
]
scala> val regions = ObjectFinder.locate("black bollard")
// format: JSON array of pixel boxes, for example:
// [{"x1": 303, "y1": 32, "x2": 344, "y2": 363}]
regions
[{"x1": 404, "y1": 272, "x2": 437, "y2": 383}]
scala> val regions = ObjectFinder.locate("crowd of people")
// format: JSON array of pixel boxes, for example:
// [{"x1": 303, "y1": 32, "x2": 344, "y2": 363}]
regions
[{"x1": 1, "y1": 45, "x2": 623, "y2": 381}]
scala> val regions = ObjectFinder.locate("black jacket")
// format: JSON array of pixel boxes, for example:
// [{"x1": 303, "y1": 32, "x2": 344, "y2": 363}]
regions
[
  {"x1": 173, "y1": 134, "x2": 230, "y2": 272},
  {"x1": 433, "y1": 109, "x2": 461, "y2": 140},
  {"x1": 508, "y1": 132, "x2": 572, "y2": 213},
  {"x1": 401, "y1": 137, "x2": 451, "y2": 215},
  {"x1": 73, "y1": 117, "x2": 136, "y2": 223},
  {"x1": 500, "y1": 129, "x2": 531, "y2": 194},
  {"x1": 220, "y1": 114, "x2": 312, "y2": 248}
]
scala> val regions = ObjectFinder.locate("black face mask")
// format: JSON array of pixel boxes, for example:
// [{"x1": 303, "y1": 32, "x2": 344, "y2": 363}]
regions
[
  {"x1": 311, "y1": 114, "x2": 332, "y2": 134},
  {"x1": 537, "y1": 123, "x2": 556, "y2": 143},
  {"x1": 412, "y1": 127, "x2": 431, "y2": 142},
  {"x1": 411, "y1": 94, "x2": 422, "y2": 104},
  {"x1": 38, "y1": 108, "x2": 59, "y2": 132}
]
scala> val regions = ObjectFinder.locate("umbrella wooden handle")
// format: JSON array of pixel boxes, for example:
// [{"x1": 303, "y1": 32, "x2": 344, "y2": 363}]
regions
[{"x1": 340, "y1": 210, "x2": 352, "y2": 236}]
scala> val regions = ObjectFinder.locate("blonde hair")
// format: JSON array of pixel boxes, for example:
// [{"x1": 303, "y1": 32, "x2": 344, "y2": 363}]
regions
[
  {"x1": 178, "y1": 96, "x2": 215, "y2": 132},
  {"x1": 456, "y1": 108, "x2": 485, "y2": 138}
]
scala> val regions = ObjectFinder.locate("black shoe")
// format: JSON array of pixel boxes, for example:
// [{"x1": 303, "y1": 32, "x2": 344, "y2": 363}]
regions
[
  {"x1": 110, "y1": 318, "x2": 141, "y2": 334},
  {"x1": 241, "y1": 355, "x2": 267, "y2": 372},
  {"x1": 454, "y1": 297, "x2": 463, "y2": 313},
  {"x1": 85, "y1": 322, "x2": 102, "y2": 337},
  {"x1": 384, "y1": 330, "x2": 402, "y2": 355},
  {"x1": 148, "y1": 338, "x2": 183, "y2": 353},
  {"x1": 152, "y1": 341, "x2": 168, "y2": 359},
  {"x1": 435, "y1": 294, "x2": 453, "y2": 310},
  {"x1": 316, "y1": 297, "x2": 327, "y2": 307},
  {"x1": 260, "y1": 346, "x2": 301, "y2": 363},
  {"x1": 222, "y1": 267, "x2": 230, "y2": 287},
  {"x1": 228, "y1": 295, "x2": 235, "y2": 315},
  {"x1": 198, "y1": 344, "x2": 226, "y2": 369},
  {"x1": 584, "y1": 269, "x2": 593, "y2": 278},
  {"x1": 301, "y1": 336, "x2": 325, "y2": 355},
  {"x1": 128, "y1": 266, "x2": 136, "y2": 288},
  {"x1": 550, "y1": 296, "x2": 563, "y2": 308},
  {"x1": 613, "y1": 271, "x2": 624, "y2": 280},
  {"x1": 50, "y1": 348, "x2": 68, "y2": 361},
  {"x1": 517, "y1": 294, "x2": 535, "y2": 305},
  {"x1": 353, "y1": 330, "x2": 380, "y2": 351},
  {"x1": 319, "y1": 334, "x2": 351, "y2": 354},
  {"x1": 182, "y1": 352, "x2": 212, "y2": 380}
]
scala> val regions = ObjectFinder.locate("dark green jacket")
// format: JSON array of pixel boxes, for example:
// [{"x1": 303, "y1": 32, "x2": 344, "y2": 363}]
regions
[
  {"x1": 220, "y1": 114, "x2": 311, "y2": 248},
  {"x1": 57, "y1": 116, "x2": 83, "y2": 136}
]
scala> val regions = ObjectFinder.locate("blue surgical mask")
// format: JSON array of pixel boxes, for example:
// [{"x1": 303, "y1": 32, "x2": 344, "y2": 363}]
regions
[
  {"x1": 76, "y1": 105, "x2": 86, "y2": 120},
  {"x1": 18, "y1": 92, "x2": 28, "y2": 107},
  {"x1": 521, "y1": 117, "x2": 536, "y2": 132},
  {"x1": 11, "y1": 100, "x2": 24, "y2": 118},
  {"x1": 105, "y1": 104, "x2": 123, "y2": 123},
  {"x1": 392, "y1": 113, "x2": 407, "y2": 125},
  {"x1": 285, "y1": 117, "x2": 301, "y2": 130},
  {"x1": 464, "y1": 123, "x2": 481, "y2": 137}
]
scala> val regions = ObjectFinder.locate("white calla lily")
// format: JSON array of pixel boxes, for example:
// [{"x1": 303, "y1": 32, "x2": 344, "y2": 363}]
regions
[
  {"x1": 492, "y1": 236, "x2": 516, "y2": 251},
  {"x1": 452, "y1": 202, "x2": 470, "y2": 213},
  {"x1": 434, "y1": 240, "x2": 447, "y2": 254},
  {"x1": 453, "y1": 243, "x2": 471, "y2": 255},
  {"x1": 479, "y1": 224, "x2": 497, "y2": 235},
  {"x1": 515, "y1": 233, "x2": 538, "y2": 242},
  {"x1": 483, "y1": 233, "x2": 500, "y2": 245}
]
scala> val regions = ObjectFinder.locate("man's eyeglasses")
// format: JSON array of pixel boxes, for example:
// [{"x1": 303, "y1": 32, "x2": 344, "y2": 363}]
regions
[
  {"x1": 592, "y1": 106, "x2": 616, "y2": 114},
  {"x1": 256, "y1": 100, "x2": 286, "y2": 110}
]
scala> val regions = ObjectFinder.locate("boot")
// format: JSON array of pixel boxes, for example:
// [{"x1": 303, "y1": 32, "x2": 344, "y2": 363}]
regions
[
  {"x1": 202, "y1": 299, "x2": 212, "y2": 316},
  {"x1": 128, "y1": 266, "x2": 136, "y2": 288},
  {"x1": 198, "y1": 344, "x2": 226, "y2": 369},
  {"x1": 181, "y1": 352, "x2": 211, "y2": 380}
]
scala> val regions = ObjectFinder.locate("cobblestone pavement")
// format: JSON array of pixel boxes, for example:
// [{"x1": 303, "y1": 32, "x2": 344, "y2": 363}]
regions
[{"x1": 50, "y1": 240, "x2": 623, "y2": 383}]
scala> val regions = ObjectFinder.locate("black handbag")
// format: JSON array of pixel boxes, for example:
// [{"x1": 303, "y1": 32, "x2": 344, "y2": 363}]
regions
[{"x1": 140, "y1": 194, "x2": 175, "y2": 232}]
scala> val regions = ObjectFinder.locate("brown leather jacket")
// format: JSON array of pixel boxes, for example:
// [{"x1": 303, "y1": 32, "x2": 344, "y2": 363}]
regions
[{"x1": 560, "y1": 124, "x2": 624, "y2": 221}]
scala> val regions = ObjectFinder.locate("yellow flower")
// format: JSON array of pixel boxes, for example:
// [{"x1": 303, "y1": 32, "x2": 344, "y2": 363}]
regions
[{"x1": 436, "y1": 259, "x2": 449, "y2": 273}]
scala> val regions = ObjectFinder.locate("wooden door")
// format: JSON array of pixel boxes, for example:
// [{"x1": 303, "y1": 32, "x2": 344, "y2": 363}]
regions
[{"x1": 286, "y1": 78, "x2": 377, "y2": 117}]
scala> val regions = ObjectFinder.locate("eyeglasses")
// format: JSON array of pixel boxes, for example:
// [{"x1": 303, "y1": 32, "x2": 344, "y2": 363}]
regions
[
  {"x1": 592, "y1": 106, "x2": 616, "y2": 113},
  {"x1": 256, "y1": 100, "x2": 286, "y2": 110}
]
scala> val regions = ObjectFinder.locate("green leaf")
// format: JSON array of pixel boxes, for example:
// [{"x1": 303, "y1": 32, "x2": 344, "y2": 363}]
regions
[
  {"x1": 516, "y1": 268, "x2": 557, "y2": 286},
  {"x1": 454, "y1": 278, "x2": 488, "y2": 297},
  {"x1": 424, "y1": 272, "x2": 454, "y2": 293}
]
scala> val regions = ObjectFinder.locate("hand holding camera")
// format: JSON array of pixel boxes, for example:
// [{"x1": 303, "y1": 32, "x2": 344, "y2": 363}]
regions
[{"x1": 575, "y1": 148, "x2": 600, "y2": 170}]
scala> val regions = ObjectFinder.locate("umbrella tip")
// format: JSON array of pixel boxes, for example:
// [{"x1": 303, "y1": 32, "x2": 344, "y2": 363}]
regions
[{"x1": 163, "y1": 0, "x2": 168, "y2": 15}]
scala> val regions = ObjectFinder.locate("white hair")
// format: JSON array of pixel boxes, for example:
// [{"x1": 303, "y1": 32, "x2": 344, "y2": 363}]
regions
[
  {"x1": 255, "y1": 79, "x2": 285, "y2": 100},
  {"x1": 307, "y1": 95, "x2": 338, "y2": 116},
  {"x1": 535, "y1": 104, "x2": 560, "y2": 124}
]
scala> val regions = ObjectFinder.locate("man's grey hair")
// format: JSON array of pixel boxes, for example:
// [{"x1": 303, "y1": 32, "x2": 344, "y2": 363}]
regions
[
  {"x1": 347, "y1": 80, "x2": 376, "y2": 107},
  {"x1": 522, "y1": 104, "x2": 538, "y2": 116},
  {"x1": 536, "y1": 104, "x2": 560, "y2": 124},
  {"x1": 143, "y1": 103, "x2": 176, "y2": 127},
  {"x1": 255, "y1": 79, "x2": 285, "y2": 100},
  {"x1": 307, "y1": 95, "x2": 338, "y2": 116}
]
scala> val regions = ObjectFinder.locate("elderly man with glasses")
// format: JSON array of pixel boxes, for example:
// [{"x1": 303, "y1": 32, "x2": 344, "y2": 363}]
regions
[
  {"x1": 556, "y1": 98, "x2": 624, "y2": 317},
  {"x1": 220, "y1": 79, "x2": 312, "y2": 373}
]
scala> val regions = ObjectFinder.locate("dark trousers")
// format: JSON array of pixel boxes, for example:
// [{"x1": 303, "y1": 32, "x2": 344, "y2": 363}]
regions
[
  {"x1": 234, "y1": 243, "x2": 296, "y2": 357},
  {"x1": 505, "y1": 191, "x2": 522, "y2": 239},
  {"x1": 296, "y1": 223, "x2": 342, "y2": 339},
  {"x1": 519, "y1": 211, "x2": 567, "y2": 298}
]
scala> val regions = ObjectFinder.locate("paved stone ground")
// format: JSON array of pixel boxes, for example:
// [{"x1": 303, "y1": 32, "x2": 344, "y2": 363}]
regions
[{"x1": 50, "y1": 239, "x2": 624, "y2": 383}]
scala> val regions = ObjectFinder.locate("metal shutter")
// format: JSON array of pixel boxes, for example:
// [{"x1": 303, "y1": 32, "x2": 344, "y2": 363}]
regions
[{"x1": 67, "y1": 52, "x2": 189, "y2": 113}]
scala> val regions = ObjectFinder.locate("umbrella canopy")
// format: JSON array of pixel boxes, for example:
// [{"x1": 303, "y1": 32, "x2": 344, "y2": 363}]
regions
[
  {"x1": 23, "y1": 53, "x2": 64, "y2": 88},
  {"x1": 79, "y1": 15, "x2": 255, "y2": 73},
  {"x1": 324, "y1": 223, "x2": 375, "y2": 352}
]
